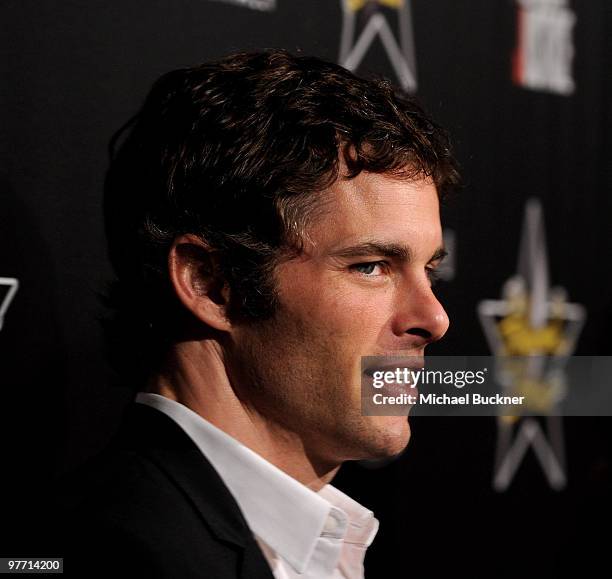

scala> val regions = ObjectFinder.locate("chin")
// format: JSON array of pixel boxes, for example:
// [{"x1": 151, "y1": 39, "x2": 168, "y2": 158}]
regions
[
  {"x1": 346, "y1": 416, "x2": 412, "y2": 461},
  {"x1": 376, "y1": 416, "x2": 412, "y2": 457}
]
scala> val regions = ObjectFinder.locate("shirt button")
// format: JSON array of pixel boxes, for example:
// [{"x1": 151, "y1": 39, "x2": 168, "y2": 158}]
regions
[
  {"x1": 323, "y1": 516, "x2": 338, "y2": 534},
  {"x1": 323, "y1": 510, "x2": 346, "y2": 537}
]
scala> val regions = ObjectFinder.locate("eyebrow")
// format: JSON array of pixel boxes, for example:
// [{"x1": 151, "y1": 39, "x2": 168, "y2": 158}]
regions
[{"x1": 330, "y1": 241, "x2": 447, "y2": 264}]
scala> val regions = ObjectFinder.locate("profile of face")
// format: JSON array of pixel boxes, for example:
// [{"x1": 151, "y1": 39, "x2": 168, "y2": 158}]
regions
[{"x1": 228, "y1": 171, "x2": 450, "y2": 465}]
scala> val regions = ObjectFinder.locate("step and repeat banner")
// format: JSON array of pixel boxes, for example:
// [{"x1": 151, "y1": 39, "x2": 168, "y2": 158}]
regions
[{"x1": 2, "y1": 0, "x2": 611, "y2": 575}]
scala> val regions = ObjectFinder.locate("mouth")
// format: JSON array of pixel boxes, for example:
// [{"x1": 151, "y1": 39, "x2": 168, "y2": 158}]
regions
[
  {"x1": 362, "y1": 355, "x2": 425, "y2": 378},
  {"x1": 361, "y1": 356, "x2": 424, "y2": 401}
]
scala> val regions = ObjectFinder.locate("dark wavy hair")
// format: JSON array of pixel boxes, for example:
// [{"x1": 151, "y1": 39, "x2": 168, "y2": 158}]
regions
[{"x1": 102, "y1": 49, "x2": 460, "y2": 389}]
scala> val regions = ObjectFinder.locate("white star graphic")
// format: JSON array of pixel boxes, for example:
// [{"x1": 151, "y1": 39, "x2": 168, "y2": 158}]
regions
[
  {"x1": 0, "y1": 277, "x2": 19, "y2": 332},
  {"x1": 478, "y1": 198, "x2": 585, "y2": 491},
  {"x1": 339, "y1": 0, "x2": 418, "y2": 93}
]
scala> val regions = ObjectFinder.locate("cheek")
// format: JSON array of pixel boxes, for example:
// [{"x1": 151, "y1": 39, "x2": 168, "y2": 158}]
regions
[{"x1": 281, "y1": 271, "x2": 393, "y2": 347}]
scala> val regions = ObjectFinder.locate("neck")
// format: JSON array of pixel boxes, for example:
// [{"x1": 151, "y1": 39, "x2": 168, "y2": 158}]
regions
[{"x1": 146, "y1": 339, "x2": 339, "y2": 491}]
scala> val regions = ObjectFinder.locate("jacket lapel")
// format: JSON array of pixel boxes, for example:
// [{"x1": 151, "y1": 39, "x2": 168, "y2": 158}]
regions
[{"x1": 111, "y1": 403, "x2": 274, "y2": 578}]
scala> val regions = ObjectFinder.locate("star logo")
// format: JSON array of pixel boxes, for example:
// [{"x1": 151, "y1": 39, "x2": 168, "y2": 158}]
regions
[
  {"x1": 339, "y1": 0, "x2": 418, "y2": 93},
  {"x1": 0, "y1": 277, "x2": 19, "y2": 332},
  {"x1": 478, "y1": 199, "x2": 585, "y2": 491}
]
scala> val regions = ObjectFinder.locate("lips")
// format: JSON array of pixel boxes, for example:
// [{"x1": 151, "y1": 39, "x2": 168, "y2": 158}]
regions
[
  {"x1": 362, "y1": 356, "x2": 425, "y2": 378},
  {"x1": 362, "y1": 356, "x2": 424, "y2": 401}
]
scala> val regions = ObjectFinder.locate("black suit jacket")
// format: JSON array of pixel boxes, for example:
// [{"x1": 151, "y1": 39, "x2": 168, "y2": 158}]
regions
[{"x1": 58, "y1": 403, "x2": 275, "y2": 579}]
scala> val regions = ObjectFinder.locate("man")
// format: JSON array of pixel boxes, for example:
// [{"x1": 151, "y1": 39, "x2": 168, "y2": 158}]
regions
[{"x1": 61, "y1": 49, "x2": 458, "y2": 578}]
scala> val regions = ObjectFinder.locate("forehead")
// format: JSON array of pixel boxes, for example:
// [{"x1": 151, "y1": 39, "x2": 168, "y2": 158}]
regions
[{"x1": 304, "y1": 172, "x2": 442, "y2": 256}]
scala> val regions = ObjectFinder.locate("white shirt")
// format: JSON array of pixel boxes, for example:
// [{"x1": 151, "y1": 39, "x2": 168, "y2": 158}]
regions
[{"x1": 135, "y1": 393, "x2": 378, "y2": 578}]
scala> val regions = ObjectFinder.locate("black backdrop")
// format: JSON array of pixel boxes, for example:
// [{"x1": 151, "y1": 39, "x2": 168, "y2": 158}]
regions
[{"x1": 2, "y1": 1, "x2": 611, "y2": 576}]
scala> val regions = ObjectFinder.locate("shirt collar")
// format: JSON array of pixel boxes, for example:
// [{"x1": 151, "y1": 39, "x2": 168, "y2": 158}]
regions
[{"x1": 135, "y1": 392, "x2": 378, "y2": 573}]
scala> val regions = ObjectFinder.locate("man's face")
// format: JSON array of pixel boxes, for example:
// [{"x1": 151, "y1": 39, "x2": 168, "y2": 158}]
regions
[{"x1": 229, "y1": 172, "x2": 449, "y2": 464}]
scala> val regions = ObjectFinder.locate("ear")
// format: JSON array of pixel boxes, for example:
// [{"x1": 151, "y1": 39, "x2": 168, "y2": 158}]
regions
[{"x1": 168, "y1": 234, "x2": 232, "y2": 332}]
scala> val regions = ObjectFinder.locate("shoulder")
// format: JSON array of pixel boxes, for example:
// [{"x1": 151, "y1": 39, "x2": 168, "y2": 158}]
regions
[
  {"x1": 56, "y1": 448, "x2": 243, "y2": 578},
  {"x1": 52, "y1": 403, "x2": 274, "y2": 578}
]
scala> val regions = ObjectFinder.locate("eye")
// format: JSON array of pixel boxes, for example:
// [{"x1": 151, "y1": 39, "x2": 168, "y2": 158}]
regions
[
  {"x1": 426, "y1": 266, "x2": 441, "y2": 287},
  {"x1": 350, "y1": 261, "x2": 388, "y2": 276}
]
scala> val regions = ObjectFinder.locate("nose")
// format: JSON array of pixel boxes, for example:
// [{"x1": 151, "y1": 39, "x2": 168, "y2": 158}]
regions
[{"x1": 393, "y1": 281, "x2": 450, "y2": 346}]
